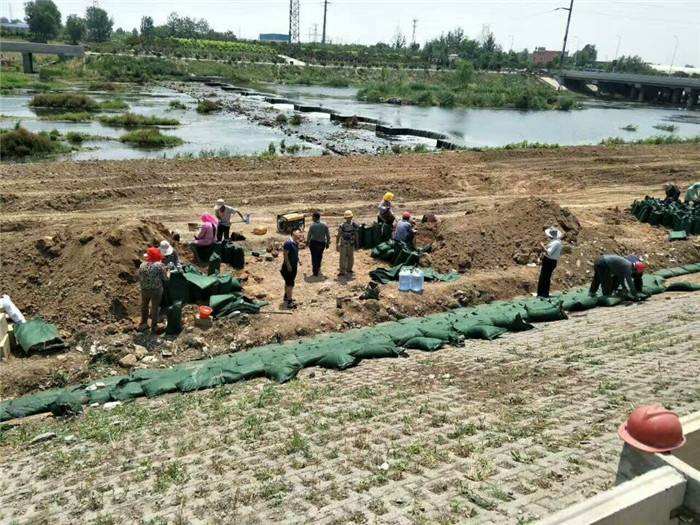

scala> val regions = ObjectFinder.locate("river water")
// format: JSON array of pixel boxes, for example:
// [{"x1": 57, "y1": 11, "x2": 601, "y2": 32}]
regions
[{"x1": 1, "y1": 83, "x2": 698, "y2": 161}]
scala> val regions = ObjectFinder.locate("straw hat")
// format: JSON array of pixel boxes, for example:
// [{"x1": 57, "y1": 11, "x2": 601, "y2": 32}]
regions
[
  {"x1": 545, "y1": 227, "x2": 563, "y2": 240},
  {"x1": 344, "y1": 210, "x2": 354, "y2": 219},
  {"x1": 215, "y1": 198, "x2": 225, "y2": 207}
]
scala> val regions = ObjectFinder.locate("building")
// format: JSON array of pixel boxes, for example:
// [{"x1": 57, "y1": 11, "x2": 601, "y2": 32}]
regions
[
  {"x1": 532, "y1": 47, "x2": 564, "y2": 66},
  {"x1": 259, "y1": 33, "x2": 290, "y2": 43},
  {"x1": 0, "y1": 18, "x2": 29, "y2": 33}
]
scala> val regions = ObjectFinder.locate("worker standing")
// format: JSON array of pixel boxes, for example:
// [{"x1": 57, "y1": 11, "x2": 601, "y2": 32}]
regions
[
  {"x1": 138, "y1": 247, "x2": 169, "y2": 334},
  {"x1": 281, "y1": 229, "x2": 302, "y2": 309},
  {"x1": 589, "y1": 254, "x2": 646, "y2": 297},
  {"x1": 337, "y1": 210, "x2": 359, "y2": 277},
  {"x1": 393, "y1": 211, "x2": 417, "y2": 248},
  {"x1": 537, "y1": 227, "x2": 563, "y2": 298},
  {"x1": 214, "y1": 198, "x2": 245, "y2": 241},
  {"x1": 378, "y1": 192, "x2": 396, "y2": 225},
  {"x1": 306, "y1": 211, "x2": 331, "y2": 277}
]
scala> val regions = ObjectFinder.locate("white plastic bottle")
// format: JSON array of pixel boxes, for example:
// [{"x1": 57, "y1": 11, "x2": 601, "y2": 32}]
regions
[
  {"x1": 411, "y1": 268, "x2": 424, "y2": 294},
  {"x1": 398, "y1": 267, "x2": 412, "y2": 292}
]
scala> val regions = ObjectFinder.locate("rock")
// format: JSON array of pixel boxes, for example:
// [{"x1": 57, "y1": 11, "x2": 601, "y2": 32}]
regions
[
  {"x1": 118, "y1": 354, "x2": 138, "y2": 368},
  {"x1": 379, "y1": 462, "x2": 389, "y2": 471},
  {"x1": 161, "y1": 349, "x2": 173, "y2": 358},
  {"x1": 30, "y1": 432, "x2": 57, "y2": 445},
  {"x1": 56, "y1": 354, "x2": 67, "y2": 361},
  {"x1": 184, "y1": 334, "x2": 205, "y2": 349},
  {"x1": 63, "y1": 434, "x2": 76, "y2": 443},
  {"x1": 92, "y1": 280, "x2": 103, "y2": 291},
  {"x1": 255, "y1": 292, "x2": 268, "y2": 300},
  {"x1": 103, "y1": 401, "x2": 122, "y2": 411},
  {"x1": 133, "y1": 345, "x2": 148, "y2": 359},
  {"x1": 142, "y1": 355, "x2": 158, "y2": 364},
  {"x1": 264, "y1": 254, "x2": 275, "y2": 262}
]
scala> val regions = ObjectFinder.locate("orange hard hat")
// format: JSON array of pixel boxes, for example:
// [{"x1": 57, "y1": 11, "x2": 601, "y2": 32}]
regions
[{"x1": 618, "y1": 404, "x2": 686, "y2": 453}]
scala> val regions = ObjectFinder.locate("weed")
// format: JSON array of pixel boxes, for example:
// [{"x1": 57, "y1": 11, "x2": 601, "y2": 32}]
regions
[
  {"x1": 368, "y1": 497, "x2": 387, "y2": 515},
  {"x1": 119, "y1": 129, "x2": 183, "y2": 148},
  {"x1": 29, "y1": 93, "x2": 99, "y2": 111},
  {"x1": 0, "y1": 126, "x2": 69, "y2": 160},
  {"x1": 284, "y1": 430, "x2": 311, "y2": 457},
  {"x1": 154, "y1": 461, "x2": 188, "y2": 492},
  {"x1": 99, "y1": 113, "x2": 179, "y2": 127},
  {"x1": 447, "y1": 422, "x2": 477, "y2": 439},
  {"x1": 98, "y1": 99, "x2": 130, "y2": 111},
  {"x1": 168, "y1": 100, "x2": 188, "y2": 110},
  {"x1": 38, "y1": 111, "x2": 94, "y2": 122},
  {"x1": 196, "y1": 99, "x2": 223, "y2": 114}
]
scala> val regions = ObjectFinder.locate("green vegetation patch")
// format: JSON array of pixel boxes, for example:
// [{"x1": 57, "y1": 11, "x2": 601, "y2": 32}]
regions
[
  {"x1": 0, "y1": 126, "x2": 69, "y2": 160},
  {"x1": 196, "y1": 99, "x2": 223, "y2": 114},
  {"x1": 98, "y1": 113, "x2": 180, "y2": 127},
  {"x1": 39, "y1": 112, "x2": 94, "y2": 122},
  {"x1": 29, "y1": 93, "x2": 100, "y2": 111},
  {"x1": 600, "y1": 135, "x2": 700, "y2": 146},
  {"x1": 168, "y1": 100, "x2": 188, "y2": 110},
  {"x1": 119, "y1": 128, "x2": 183, "y2": 148},
  {"x1": 98, "y1": 99, "x2": 130, "y2": 111}
]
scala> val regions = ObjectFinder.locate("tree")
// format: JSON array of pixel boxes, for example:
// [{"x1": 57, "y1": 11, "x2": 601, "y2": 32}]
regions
[
  {"x1": 140, "y1": 15, "x2": 154, "y2": 39},
  {"x1": 85, "y1": 6, "x2": 113, "y2": 42},
  {"x1": 24, "y1": 0, "x2": 61, "y2": 43},
  {"x1": 391, "y1": 27, "x2": 406, "y2": 49},
  {"x1": 573, "y1": 44, "x2": 597, "y2": 66},
  {"x1": 455, "y1": 59, "x2": 474, "y2": 86},
  {"x1": 64, "y1": 14, "x2": 85, "y2": 44}
]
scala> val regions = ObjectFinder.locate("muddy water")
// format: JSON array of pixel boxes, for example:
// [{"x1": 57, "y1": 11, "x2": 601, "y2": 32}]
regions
[
  {"x1": 1, "y1": 83, "x2": 698, "y2": 161},
  {"x1": 269, "y1": 84, "x2": 700, "y2": 148}
]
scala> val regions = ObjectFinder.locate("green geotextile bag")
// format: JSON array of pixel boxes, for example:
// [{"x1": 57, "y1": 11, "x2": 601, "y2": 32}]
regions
[
  {"x1": 682, "y1": 263, "x2": 700, "y2": 273},
  {"x1": 523, "y1": 300, "x2": 568, "y2": 322},
  {"x1": 13, "y1": 319, "x2": 66, "y2": 354},
  {"x1": 665, "y1": 281, "x2": 700, "y2": 292},
  {"x1": 669, "y1": 231, "x2": 688, "y2": 241},
  {"x1": 370, "y1": 264, "x2": 459, "y2": 285},
  {"x1": 642, "y1": 274, "x2": 667, "y2": 295},
  {"x1": 404, "y1": 337, "x2": 445, "y2": 351},
  {"x1": 208, "y1": 252, "x2": 222, "y2": 275},
  {"x1": 209, "y1": 294, "x2": 266, "y2": 317},
  {"x1": 359, "y1": 222, "x2": 393, "y2": 250},
  {"x1": 597, "y1": 296, "x2": 623, "y2": 307},
  {"x1": 48, "y1": 391, "x2": 84, "y2": 417},
  {"x1": 559, "y1": 289, "x2": 599, "y2": 311},
  {"x1": 453, "y1": 320, "x2": 508, "y2": 340}
]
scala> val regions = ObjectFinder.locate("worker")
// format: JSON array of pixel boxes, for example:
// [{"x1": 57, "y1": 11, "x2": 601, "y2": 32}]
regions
[
  {"x1": 214, "y1": 198, "x2": 245, "y2": 241},
  {"x1": 589, "y1": 254, "x2": 646, "y2": 297},
  {"x1": 686, "y1": 182, "x2": 700, "y2": 205},
  {"x1": 537, "y1": 227, "x2": 563, "y2": 298},
  {"x1": 377, "y1": 192, "x2": 395, "y2": 225},
  {"x1": 306, "y1": 211, "x2": 331, "y2": 277},
  {"x1": 394, "y1": 211, "x2": 417, "y2": 247},
  {"x1": 281, "y1": 229, "x2": 302, "y2": 309},
  {"x1": 663, "y1": 183, "x2": 681, "y2": 204},
  {"x1": 189, "y1": 214, "x2": 217, "y2": 262},
  {"x1": 159, "y1": 240, "x2": 181, "y2": 270},
  {"x1": 337, "y1": 210, "x2": 360, "y2": 277},
  {"x1": 138, "y1": 247, "x2": 169, "y2": 334}
]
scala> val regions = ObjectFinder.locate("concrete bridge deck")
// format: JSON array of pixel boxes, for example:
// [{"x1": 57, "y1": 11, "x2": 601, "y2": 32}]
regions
[{"x1": 0, "y1": 40, "x2": 84, "y2": 73}]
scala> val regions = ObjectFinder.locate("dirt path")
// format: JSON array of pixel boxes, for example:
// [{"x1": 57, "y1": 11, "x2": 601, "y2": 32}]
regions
[
  {"x1": 0, "y1": 144, "x2": 698, "y2": 399},
  {"x1": 1, "y1": 288, "x2": 698, "y2": 524}
]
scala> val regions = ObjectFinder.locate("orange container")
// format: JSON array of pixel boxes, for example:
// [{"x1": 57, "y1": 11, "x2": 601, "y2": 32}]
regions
[{"x1": 198, "y1": 306, "x2": 213, "y2": 319}]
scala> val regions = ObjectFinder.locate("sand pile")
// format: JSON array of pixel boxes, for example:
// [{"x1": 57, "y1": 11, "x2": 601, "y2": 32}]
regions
[
  {"x1": 420, "y1": 198, "x2": 581, "y2": 272},
  {"x1": 2, "y1": 219, "x2": 175, "y2": 327}
]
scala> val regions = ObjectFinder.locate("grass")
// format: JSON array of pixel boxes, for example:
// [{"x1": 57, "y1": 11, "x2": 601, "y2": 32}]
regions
[
  {"x1": 29, "y1": 93, "x2": 100, "y2": 111},
  {"x1": 98, "y1": 99, "x2": 130, "y2": 111},
  {"x1": 600, "y1": 135, "x2": 700, "y2": 146},
  {"x1": 621, "y1": 124, "x2": 638, "y2": 131},
  {"x1": 98, "y1": 113, "x2": 180, "y2": 127},
  {"x1": 196, "y1": 99, "x2": 223, "y2": 114},
  {"x1": 0, "y1": 71, "x2": 57, "y2": 93},
  {"x1": 119, "y1": 128, "x2": 184, "y2": 148},
  {"x1": 653, "y1": 123, "x2": 678, "y2": 132},
  {"x1": 38, "y1": 111, "x2": 94, "y2": 122},
  {"x1": 0, "y1": 125, "x2": 69, "y2": 160}
]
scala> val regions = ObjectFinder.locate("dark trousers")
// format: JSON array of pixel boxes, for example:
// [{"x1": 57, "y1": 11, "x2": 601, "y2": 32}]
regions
[
  {"x1": 216, "y1": 224, "x2": 230, "y2": 241},
  {"x1": 589, "y1": 261, "x2": 616, "y2": 296},
  {"x1": 309, "y1": 240, "x2": 326, "y2": 276},
  {"x1": 537, "y1": 257, "x2": 558, "y2": 298}
]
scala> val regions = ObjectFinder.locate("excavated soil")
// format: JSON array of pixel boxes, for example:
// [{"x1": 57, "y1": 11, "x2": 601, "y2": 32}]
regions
[{"x1": 1, "y1": 143, "x2": 699, "y2": 398}]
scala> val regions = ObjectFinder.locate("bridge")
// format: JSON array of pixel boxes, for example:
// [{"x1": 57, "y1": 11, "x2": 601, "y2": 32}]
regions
[
  {"x1": 558, "y1": 70, "x2": 700, "y2": 108},
  {"x1": 0, "y1": 41, "x2": 84, "y2": 73}
]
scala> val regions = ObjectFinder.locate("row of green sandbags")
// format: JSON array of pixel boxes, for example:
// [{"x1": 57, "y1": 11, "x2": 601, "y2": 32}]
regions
[
  {"x1": 631, "y1": 198, "x2": 700, "y2": 235},
  {"x1": 1, "y1": 265, "x2": 698, "y2": 422},
  {"x1": 358, "y1": 222, "x2": 393, "y2": 250}
]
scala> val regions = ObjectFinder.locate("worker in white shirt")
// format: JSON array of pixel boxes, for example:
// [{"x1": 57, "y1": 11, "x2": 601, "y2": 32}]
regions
[{"x1": 537, "y1": 227, "x2": 563, "y2": 298}]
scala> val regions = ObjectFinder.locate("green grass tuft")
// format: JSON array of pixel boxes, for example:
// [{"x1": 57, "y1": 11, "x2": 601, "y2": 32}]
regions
[
  {"x1": 119, "y1": 128, "x2": 184, "y2": 148},
  {"x1": 29, "y1": 93, "x2": 100, "y2": 111},
  {"x1": 99, "y1": 112, "x2": 180, "y2": 127}
]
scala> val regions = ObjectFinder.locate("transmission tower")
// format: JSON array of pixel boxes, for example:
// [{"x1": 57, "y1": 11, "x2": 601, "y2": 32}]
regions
[
  {"x1": 411, "y1": 18, "x2": 418, "y2": 46},
  {"x1": 289, "y1": 0, "x2": 300, "y2": 44}
]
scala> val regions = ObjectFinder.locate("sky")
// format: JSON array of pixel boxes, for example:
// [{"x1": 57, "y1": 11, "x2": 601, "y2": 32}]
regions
[{"x1": 3, "y1": 0, "x2": 699, "y2": 66}]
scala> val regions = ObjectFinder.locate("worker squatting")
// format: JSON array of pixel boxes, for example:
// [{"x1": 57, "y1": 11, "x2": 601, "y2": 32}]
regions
[{"x1": 137, "y1": 188, "x2": 669, "y2": 334}]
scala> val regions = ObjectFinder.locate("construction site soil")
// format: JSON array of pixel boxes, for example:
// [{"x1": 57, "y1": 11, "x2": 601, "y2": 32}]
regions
[{"x1": 1, "y1": 144, "x2": 699, "y2": 398}]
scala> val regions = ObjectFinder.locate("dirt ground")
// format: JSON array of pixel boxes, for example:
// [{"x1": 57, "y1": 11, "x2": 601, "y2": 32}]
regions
[
  {"x1": 1, "y1": 143, "x2": 699, "y2": 397},
  {"x1": 0, "y1": 284, "x2": 698, "y2": 524}
]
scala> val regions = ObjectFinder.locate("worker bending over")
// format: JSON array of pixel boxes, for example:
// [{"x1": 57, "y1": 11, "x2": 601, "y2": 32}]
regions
[
  {"x1": 214, "y1": 198, "x2": 245, "y2": 241},
  {"x1": 589, "y1": 254, "x2": 646, "y2": 297},
  {"x1": 663, "y1": 183, "x2": 681, "y2": 204},
  {"x1": 337, "y1": 210, "x2": 359, "y2": 277},
  {"x1": 378, "y1": 192, "x2": 395, "y2": 225},
  {"x1": 394, "y1": 211, "x2": 417, "y2": 248}
]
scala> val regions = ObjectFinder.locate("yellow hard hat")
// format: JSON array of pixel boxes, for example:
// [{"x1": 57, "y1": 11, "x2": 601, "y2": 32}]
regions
[
  {"x1": 344, "y1": 210, "x2": 353, "y2": 219},
  {"x1": 383, "y1": 192, "x2": 394, "y2": 202}
]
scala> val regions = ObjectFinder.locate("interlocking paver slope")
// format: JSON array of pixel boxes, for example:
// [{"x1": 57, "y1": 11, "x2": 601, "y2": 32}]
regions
[{"x1": 1, "y1": 289, "x2": 698, "y2": 524}]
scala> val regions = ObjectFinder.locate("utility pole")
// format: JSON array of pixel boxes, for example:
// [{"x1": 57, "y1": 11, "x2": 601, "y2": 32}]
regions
[
  {"x1": 557, "y1": 0, "x2": 574, "y2": 70},
  {"x1": 289, "y1": 0, "x2": 300, "y2": 45},
  {"x1": 411, "y1": 18, "x2": 418, "y2": 47},
  {"x1": 322, "y1": 0, "x2": 328, "y2": 44},
  {"x1": 669, "y1": 35, "x2": 679, "y2": 74},
  {"x1": 612, "y1": 34, "x2": 621, "y2": 71}
]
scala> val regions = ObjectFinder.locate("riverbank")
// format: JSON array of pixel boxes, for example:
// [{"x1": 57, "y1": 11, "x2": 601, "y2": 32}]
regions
[{"x1": 1, "y1": 142, "x2": 699, "y2": 399}]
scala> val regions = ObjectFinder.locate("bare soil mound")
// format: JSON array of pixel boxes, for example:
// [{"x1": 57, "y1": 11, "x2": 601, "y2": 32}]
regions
[
  {"x1": 420, "y1": 198, "x2": 581, "y2": 272},
  {"x1": 2, "y1": 219, "x2": 174, "y2": 327}
]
